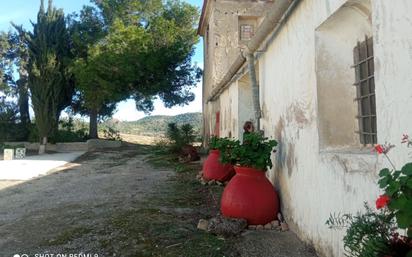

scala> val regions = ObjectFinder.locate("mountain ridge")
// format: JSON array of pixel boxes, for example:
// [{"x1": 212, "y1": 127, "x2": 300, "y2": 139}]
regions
[{"x1": 105, "y1": 112, "x2": 202, "y2": 136}]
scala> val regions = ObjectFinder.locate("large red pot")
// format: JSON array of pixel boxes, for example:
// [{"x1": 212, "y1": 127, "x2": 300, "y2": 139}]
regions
[
  {"x1": 202, "y1": 150, "x2": 235, "y2": 182},
  {"x1": 221, "y1": 166, "x2": 279, "y2": 225}
]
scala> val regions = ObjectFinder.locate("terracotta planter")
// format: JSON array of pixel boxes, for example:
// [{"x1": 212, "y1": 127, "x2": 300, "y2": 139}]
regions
[
  {"x1": 202, "y1": 150, "x2": 235, "y2": 182},
  {"x1": 221, "y1": 166, "x2": 279, "y2": 225}
]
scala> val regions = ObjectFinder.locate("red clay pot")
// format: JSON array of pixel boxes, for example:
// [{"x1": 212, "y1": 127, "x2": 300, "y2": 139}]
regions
[
  {"x1": 221, "y1": 166, "x2": 279, "y2": 225},
  {"x1": 202, "y1": 150, "x2": 235, "y2": 182}
]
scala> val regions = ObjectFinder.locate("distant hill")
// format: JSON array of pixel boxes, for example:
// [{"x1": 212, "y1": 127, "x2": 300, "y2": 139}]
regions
[{"x1": 104, "y1": 112, "x2": 202, "y2": 136}]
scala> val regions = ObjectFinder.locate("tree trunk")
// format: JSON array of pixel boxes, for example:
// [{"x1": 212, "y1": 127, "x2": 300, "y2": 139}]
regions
[
  {"x1": 39, "y1": 136, "x2": 47, "y2": 154},
  {"x1": 18, "y1": 84, "x2": 30, "y2": 124},
  {"x1": 89, "y1": 109, "x2": 98, "y2": 139},
  {"x1": 17, "y1": 77, "x2": 31, "y2": 140}
]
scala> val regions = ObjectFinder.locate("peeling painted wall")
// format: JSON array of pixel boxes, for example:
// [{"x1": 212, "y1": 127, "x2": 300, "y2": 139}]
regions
[
  {"x1": 220, "y1": 81, "x2": 238, "y2": 138},
  {"x1": 209, "y1": 0, "x2": 412, "y2": 256},
  {"x1": 257, "y1": 0, "x2": 412, "y2": 256}
]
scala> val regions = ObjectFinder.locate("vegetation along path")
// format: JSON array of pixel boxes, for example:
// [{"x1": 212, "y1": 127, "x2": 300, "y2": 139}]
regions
[{"x1": 0, "y1": 145, "x2": 317, "y2": 257}]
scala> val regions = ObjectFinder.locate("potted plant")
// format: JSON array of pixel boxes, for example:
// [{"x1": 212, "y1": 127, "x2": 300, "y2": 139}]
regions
[
  {"x1": 202, "y1": 136, "x2": 235, "y2": 182},
  {"x1": 219, "y1": 132, "x2": 279, "y2": 225}
]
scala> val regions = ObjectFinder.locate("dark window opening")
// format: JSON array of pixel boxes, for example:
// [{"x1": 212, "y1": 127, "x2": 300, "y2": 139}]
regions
[{"x1": 353, "y1": 36, "x2": 376, "y2": 145}]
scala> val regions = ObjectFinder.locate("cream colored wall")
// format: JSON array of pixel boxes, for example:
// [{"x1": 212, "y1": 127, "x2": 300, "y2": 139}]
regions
[
  {"x1": 255, "y1": 0, "x2": 412, "y2": 256},
  {"x1": 372, "y1": 0, "x2": 412, "y2": 165},
  {"x1": 220, "y1": 81, "x2": 239, "y2": 138},
  {"x1": 238, "y1": 76, "x2": 255, "y2": 142},
  {"x1": 315, "y1": 4, "x2": 372, "y2": 149},
  {"x1": 202, "y1": 0, "x2": 272, "y2": 140}
]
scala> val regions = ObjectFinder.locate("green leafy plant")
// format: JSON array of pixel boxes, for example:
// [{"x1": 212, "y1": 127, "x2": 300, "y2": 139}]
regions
[
  {"x1": 209, "y1": 136, "x2": 220, "y2": 150},
  {"x1": 326, "y1": 134, "x2": 412, "y2": 257},
  {"x1": 379, "y1": 165, "x2": 412, "y2": 237},
  {"x1": 217, "y1": 132, "x2": 277, "y2": 171},
  {"x1": 102, "y1": 127, "x2": 121, "y2": 141},
  {"x1": 326, "y1": 204, "x2": 397, "y2": 257},
  {"x1": 166, "y1": 122, "x2": 197, "y2": 153},
  {"x1": 209, "y1": 136, "x2": 235, "y2": 151},
  {"x1": 378, "y1": 145, "x2": 412, "y2": 238}
]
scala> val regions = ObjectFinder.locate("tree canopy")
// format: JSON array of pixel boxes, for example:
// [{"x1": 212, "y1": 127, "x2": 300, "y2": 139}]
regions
[
  {"x1": 14, "y1": 0, "x2": 74, "y2": 146},
  {"x1": 0, "y1": 0, "x2": 202, "y2": 145},
  {"x1": 71, "y1": 0, "x2": 201, "y2": 138}
]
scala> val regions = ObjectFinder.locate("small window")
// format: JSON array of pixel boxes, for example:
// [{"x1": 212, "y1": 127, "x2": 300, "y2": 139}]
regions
[
  {"x1": 240, "y1": 24, "x2": 254, "y2": 41},
  {"x1": 353, "y1": 36, "x2": 376, "y2": 145}
]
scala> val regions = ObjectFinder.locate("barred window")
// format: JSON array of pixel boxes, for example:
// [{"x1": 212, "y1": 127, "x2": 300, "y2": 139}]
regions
[
  {"x1": 353, "y1": 36, "x2": 376, "y2": 145},
  {"x1": 240, "y1": 24, "x2": 254, "y2": 41}
]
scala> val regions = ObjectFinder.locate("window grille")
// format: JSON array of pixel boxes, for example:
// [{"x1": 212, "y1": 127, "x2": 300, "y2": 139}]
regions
[
  {"x1": 353, "y1": 36, "x2": 376, "y2": 145},
  {"x1": 240, "y1": 24, "x2": 254, "y2": 41}
]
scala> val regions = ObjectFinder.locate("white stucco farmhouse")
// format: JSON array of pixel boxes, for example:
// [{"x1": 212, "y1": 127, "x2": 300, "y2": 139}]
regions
[{"x1": 198, "y1": 0, "x2": 412, "y2": 256}]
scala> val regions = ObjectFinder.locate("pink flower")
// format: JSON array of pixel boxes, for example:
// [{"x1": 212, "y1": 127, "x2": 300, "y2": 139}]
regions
[
  {"x1": 401, "y1": 133, "x2": 412, "y2": 147},
  {"x1": 376, "y1": 195, "x2": 390, "y2": 209},
  {"x1": 401, "y1": 134, "x2": 409, "y2": 143}
]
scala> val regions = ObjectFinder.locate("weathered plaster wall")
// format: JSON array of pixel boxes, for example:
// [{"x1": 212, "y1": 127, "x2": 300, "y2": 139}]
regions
[
  {"x1": 220, "y1": 81, "x2": 238, "y2": 138},
  {"x1": 372, "y1": 0, "x2": 412, "y2": 165},
  {"x1": 252, "y1": 0, "x2": 412, "y2": 256},
  {"x1": 238, "y1": 75, "x2": 255, "y2": 142},
  {"x1": 202, "y1": 0, "x2": 272, "y2": 140},
  {"x1": 315, "y1": 4, "x2": 372, "y2": 149}
]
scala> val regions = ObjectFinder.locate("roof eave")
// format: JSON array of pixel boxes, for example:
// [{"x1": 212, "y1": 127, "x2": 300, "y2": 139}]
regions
[{"x1": 197, "y1": 0, "x2": 209, "y2": 36}]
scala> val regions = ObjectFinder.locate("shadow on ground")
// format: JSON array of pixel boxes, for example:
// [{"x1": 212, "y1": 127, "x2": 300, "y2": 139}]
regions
[{"x1": 0, "y1": 144, "x2": 318, "y2": 257}]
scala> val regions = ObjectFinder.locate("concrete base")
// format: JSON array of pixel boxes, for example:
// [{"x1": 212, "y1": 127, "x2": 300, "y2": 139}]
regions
[
  {"x1": 4, "y1": 139, "x2": 122, "y2": 153},
  {"x1": 0, "y1": 151, "x2": 85, "y2": 180}
]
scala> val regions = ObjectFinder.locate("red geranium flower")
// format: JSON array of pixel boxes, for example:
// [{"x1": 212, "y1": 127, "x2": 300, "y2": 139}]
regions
[
  {"x1": 375, "y1": 144, "x2": 384, "y2": 154},
  {"x1": 376, "y1": 195, "x2": 390, "y2": 209}
]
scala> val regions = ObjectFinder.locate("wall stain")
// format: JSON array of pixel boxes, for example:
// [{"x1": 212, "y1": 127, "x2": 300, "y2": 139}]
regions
[
  {"x1": 274, "y1": 117, "x2": 286, "y2": 175},
  {"x1": 286, "y1": 143, "x2": 296, "y2": 177},
  {"x1": 286, "y1": 102, "x2": 311, "y2": 128}
]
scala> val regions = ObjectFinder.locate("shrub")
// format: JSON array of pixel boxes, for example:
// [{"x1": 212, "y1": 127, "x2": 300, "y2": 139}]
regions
[
  {"x1": 0, "y1": 98, "x2": 29, "y2": 142},
  {"x1": 102, "y1": 127, "x2": 122, "y2": 141},
  {"x1": 326, "y1": 204, "x2": 397, "y2": 257},
  {"x1": 54, "y1": 128, "x2": 89, "y2": 142},
  {"x1": 166, "y1": 122, "x2": 196, "y2": 153}
]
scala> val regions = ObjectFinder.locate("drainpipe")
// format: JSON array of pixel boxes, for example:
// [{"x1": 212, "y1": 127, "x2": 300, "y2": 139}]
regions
[{"x1": 245, "y1": 51, "x2": 261, "y2": 130}]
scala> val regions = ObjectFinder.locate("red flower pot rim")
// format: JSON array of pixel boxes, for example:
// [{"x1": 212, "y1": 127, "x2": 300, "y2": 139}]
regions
[
  {"x1": 234, "y1": 165, "x2": 267, "y2": 172},
  {"x1": 233, "y1": 166, "x2": 268, "y2": 178}
]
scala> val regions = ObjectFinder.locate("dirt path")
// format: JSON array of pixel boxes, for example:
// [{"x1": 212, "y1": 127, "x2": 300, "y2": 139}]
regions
[
  {"x1": 0, "y1": 146, "x2": 173, "y2": 256},
  {"x1": 0, "y1": 145, "x2": 318, "y2": 257}
]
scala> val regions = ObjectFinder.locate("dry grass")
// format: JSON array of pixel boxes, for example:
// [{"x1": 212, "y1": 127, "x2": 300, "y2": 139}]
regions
[{"x1": 119, "y1": 133, "x2": 165, "y2": 145}]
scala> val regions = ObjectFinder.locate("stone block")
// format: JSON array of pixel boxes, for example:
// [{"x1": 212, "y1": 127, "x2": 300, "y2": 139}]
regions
[
  {"x1": 15, "y1": 148, "x2": 26, "y2": 159},
  {"x1": 3, "y1": 149, "x2": 14, "y2": 160}
]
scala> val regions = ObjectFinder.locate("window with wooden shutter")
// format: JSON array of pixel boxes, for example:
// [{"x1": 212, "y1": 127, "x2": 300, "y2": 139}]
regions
[{"x1": 353, "y1": 36, "x2": 376, "y2": 145}]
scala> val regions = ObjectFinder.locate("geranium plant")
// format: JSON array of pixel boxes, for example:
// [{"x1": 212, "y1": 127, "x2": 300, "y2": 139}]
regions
[
  {"x1": 217, "y1": 132, "x2": 277, "y2": 171},
  {"x1": 326, "y1": 134, "x2": 412, "y2": 257},
  {"x1": 377, "y1": 139, "x2": 412, "y2": 238},
  {"x1": 209, "y1": 136, "x2": 235, "y2": 151}
]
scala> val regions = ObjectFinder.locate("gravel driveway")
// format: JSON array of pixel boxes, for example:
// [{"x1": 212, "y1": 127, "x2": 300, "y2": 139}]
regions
[{"x1": 0, "y1": 146, "x2": 172, "y2": 257}]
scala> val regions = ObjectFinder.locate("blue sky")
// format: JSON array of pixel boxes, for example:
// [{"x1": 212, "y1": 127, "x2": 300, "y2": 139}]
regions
[{"x1": 0, "y1": 0, "x2": 204, "y2": 121}]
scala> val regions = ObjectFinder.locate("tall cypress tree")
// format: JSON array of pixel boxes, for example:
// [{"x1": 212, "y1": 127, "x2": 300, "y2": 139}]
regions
[{"x1": 15, "y1": 0, "x2": 74, "y2": 152}]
